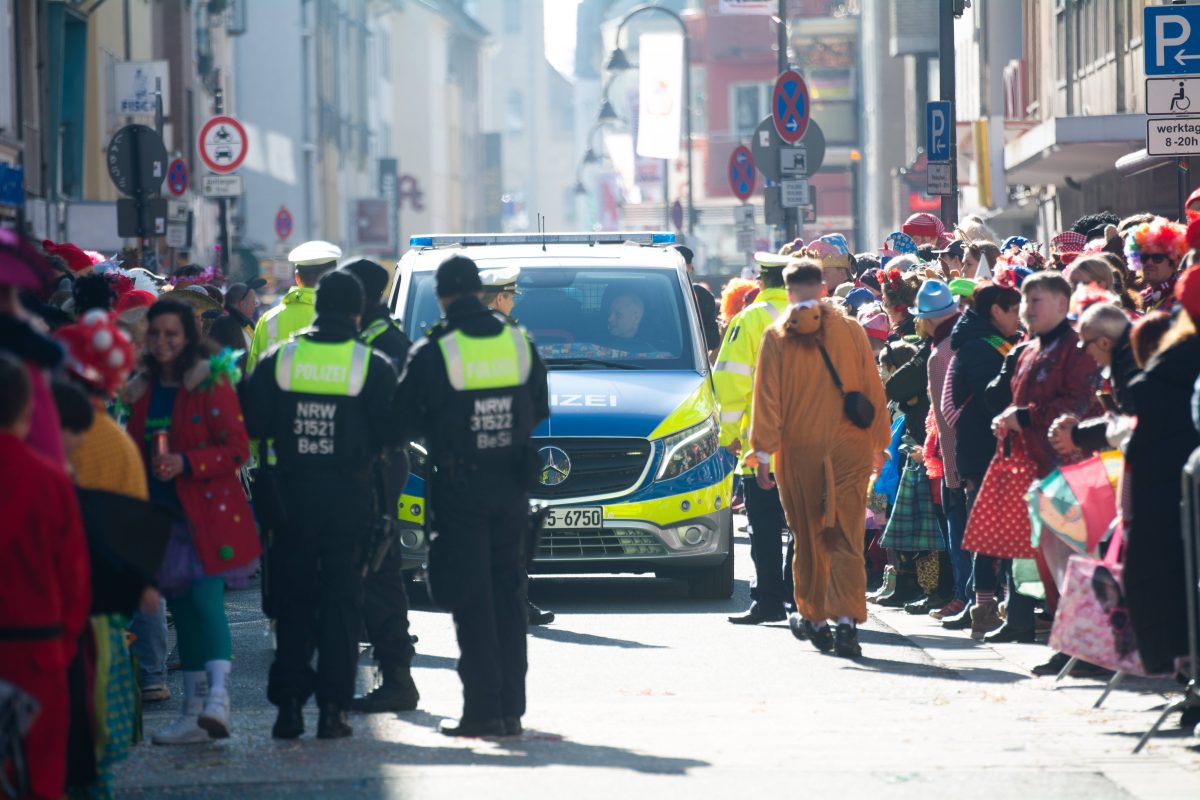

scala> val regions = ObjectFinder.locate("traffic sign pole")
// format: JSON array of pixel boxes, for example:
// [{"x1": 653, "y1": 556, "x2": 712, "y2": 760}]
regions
[
  {"x1": 776, "y1": 0, "x2": 799, "y2": 243},
  {"x1": 938, "y1": 0, "x2": 959, "y2": 226}
]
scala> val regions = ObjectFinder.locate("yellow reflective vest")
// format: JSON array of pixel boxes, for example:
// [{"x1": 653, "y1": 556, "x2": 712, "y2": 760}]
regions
[
  {"x1": 713, "y1": 286, "x2": 789, "y2": 471},
  {"x1": 247, "y1": 286, "x2": 316, "y2": 373}
]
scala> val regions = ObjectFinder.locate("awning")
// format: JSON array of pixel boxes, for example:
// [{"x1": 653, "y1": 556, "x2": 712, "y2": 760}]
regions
[{"x1": 1004, "y1": 114, "x2": 1147, "y2": 185}]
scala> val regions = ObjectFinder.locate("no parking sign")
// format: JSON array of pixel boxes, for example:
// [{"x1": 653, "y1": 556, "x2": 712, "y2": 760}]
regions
[
  {"x1": 772, "y1": 69, "x2": 810, "y2": 144},
  {"x1": 728, "y1": 145, "x2": 756, "y2": 202}
]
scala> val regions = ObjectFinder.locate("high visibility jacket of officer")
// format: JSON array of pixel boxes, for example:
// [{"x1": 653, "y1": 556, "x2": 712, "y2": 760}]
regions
[
  {"x1": 336, "y1": 257, "x2": 420, "y2": 714},
  {"x1": 396, "y1": 255, "x2": 549, "y2": 738},
  {"x1": 714, "y1": 251, "x2": 794, "y2": 624},
  {"x1": 241, "y1": 270, "x2": 401, "y2": 741},
  {"x1": 246, "y1": 241, "x2": 342, "y2": 372}
]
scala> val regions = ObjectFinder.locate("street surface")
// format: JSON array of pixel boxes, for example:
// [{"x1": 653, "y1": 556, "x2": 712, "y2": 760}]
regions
[{"x1": 115, "y1": 521, "x2": 1200, "y2": 799}]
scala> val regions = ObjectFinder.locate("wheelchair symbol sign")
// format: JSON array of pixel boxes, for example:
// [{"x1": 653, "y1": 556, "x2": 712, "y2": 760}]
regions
[{"x1": 1146, "y1": 77, "x2": 1200, "y2": 116}]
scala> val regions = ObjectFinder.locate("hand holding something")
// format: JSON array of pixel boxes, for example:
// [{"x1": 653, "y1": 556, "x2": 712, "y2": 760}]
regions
[
  {"x1": 873, "y1": 450, "x2": 890, "y2": 474},
  {"x1": 725, "y1": 438, "x2": 742, "y2": 456},
  {"x1": 1049, "y1": 415, "x2": 1081, "y2": 457},
  {"x1": 151, "y1": 453, "x2": 184, "y2": 482},
  {"x1": 756, "y1": 462, "x2": 775, "y2": 491},
  {"x1": 992, "y1": 408, "x2": 1021, "y2": 439}
]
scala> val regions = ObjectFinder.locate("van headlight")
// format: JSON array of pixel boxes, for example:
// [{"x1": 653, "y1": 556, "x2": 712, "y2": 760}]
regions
[{"x1": 655, "y1": 416, "x2": 719, "y2": 481}]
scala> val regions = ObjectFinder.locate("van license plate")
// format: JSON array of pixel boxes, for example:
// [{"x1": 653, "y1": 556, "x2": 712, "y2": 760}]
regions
[{"x1": 544, "y1": 507, "x2": 603, "y2": 529}]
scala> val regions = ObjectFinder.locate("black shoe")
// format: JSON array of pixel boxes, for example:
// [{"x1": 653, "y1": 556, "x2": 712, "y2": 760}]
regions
[
  {"x1": 272, "y1": 698, "x2": 305, "y2": 740},
  {"x1": 806, "y1": 621, "x2": 834, "y2": 653},
  {"x1": 316, "y1": 702, "x2": 353, "y2": 739},
  {"x1": 983, "y1": 623, "x2": 1036, "y2": 644},
  {"x1": 1031, "y1": 651, "x2": 1072, "y2": 677},
  {"x1": 834, "y1": 623, "x2": 862, "y2": 658},
  {"x1": 1070, "y1": 660, "x2": 1114, "y2": 680},
  {"x1": 876, "y1": 574, "x2": 922, "y2": 608},
  {"x1": 438, "y1": 718, "x2": 506, "y2": 737},
  {"x1": 940, "y1": 602, "x2": 974, "y2": 629},
  {"x1": 351, "y1": 666, "x2": 419, "y2": 713},
  {"x1": 728, "y1": 603, "x2": 787, "y2": 625},
  {"x1": 528, "y1": 602, "x2": 555, "y2": 626},
  {"x1": 787, "y1": 613, "x2": 808, "y2": 641},
  {"x1": 905, "y1": 595, "x2": 949, "y2": 615},
  {"x1": 503, "y1": 716, "x2": 523, "y2": 736}
]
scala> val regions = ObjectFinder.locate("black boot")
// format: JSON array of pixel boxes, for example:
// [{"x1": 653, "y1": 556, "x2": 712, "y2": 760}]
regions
[
  {"x1": 272, "y1": 698, "x2": 305, "y2": 740},
  {"x1": 834, "y1": 623, "x2": 862, "y2": 658},
  {"x1": 527, "y1": 601, "x2": 555, "y2": 626},
  {"x1": 728, "y1": 602, "x2": 787, "y2": 625},
  {"x1": 351, "y1": 664, "x2": 419, "y2": 713},
  {"x1": 787, "y1": 613, "x2": 809, "y2": 641},
  {"x1": 503, "y1": 716, "x2": 523, "y2": 736},
  {"x1": 317, "y1": 702, "x2": 353, "y2": 739},
  {"x1": 805, "y1": 620, "x2": 834, "y2": 653},
  {"x1": 876, "y1": 570, "x2": 922, "y2": 608},
  {"x1": 438, "y1": 718, "x2": 506, "y2": 737}
]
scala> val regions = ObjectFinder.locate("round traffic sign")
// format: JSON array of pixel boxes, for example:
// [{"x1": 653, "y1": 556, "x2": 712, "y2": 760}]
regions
[
  {"x1": 751, "y1": 116, "x2": 826, "y2": 183},
  {"x1": 274, "y1": 207, "x2": 294, "y2": 241},
  {"x1": 106, "y1": 124, "x2": 168, "y2": 199},
  {"x1": 166, "y1": 158, "x2": 189, "y2": 197},
  {"x1": 772, "y1": 69, "x2": 810, "y2": 144},
  {"x1": 728, "y1": 145, "x2": 757, "y2": 201},
  {"x1": 198, "y1": 115, "x2": 248, "y2": 174}
]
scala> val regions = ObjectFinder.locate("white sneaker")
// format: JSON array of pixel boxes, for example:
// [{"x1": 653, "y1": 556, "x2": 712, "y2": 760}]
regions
[
  {"x1": 198, "y1": 687, "x2": 231, "y2": 739},
  {"x1": 152, "y1": 708, "x2": 209, "y2": 745}
]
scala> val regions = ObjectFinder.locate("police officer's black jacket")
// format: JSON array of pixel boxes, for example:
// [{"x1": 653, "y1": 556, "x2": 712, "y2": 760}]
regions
[
  {"x1": 360, "y1": 304, "x2": 413, "y2": 369},
  {"x1": 241, "y1": 316, "x2": 401, "y2": 472},
  {"x1": 395, "y1": 295, "x2": 550, "y2": 481}
]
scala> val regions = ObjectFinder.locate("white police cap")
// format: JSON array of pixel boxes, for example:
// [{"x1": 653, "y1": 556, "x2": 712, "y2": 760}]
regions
[
  {"x1": 753, "y1": 251, "x2": 790, "y2": 271},
  {"x1": 287, "y1": 240, "x2": 343, "y2": 267},
  {"x1": 479, "y1": 266, "x2": 521, "y2": 293}
]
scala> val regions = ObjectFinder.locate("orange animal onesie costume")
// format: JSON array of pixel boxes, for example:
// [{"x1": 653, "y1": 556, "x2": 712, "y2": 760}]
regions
[{"x1": 750, "y1": 301, "x2": 891, "y2": 624}]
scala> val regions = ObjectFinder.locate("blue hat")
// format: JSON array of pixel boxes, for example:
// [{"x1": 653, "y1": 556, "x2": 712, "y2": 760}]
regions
[
  {"x1": 1001, "y1": 235, "x2": 1029, "y2": 252},
  {"x1": 912, "y1": 279, "x2": 957, "y2": 318},
  {"x1": 844, "y1": 287, "x2": 876, "y2": 313}
]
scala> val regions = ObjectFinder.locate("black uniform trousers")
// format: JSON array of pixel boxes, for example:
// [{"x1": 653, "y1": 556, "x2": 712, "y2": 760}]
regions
[
  {"x1": 427, "y1": 476, "x2": 528, "y2": 722},
  {"x1": 362, "y1": 544, "x2": 414, "y2": 668},
  {"x1": 266, "y1": 469, "x2": 371, "y2": 708},
  {"x1": 744, "y1": 478, "x2": 792, "y2": 611}
]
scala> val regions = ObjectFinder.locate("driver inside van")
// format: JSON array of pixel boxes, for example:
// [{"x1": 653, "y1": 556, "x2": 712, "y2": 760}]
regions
[{"x1": 607, "y1": 293, "x2": 645, "y2": 340}]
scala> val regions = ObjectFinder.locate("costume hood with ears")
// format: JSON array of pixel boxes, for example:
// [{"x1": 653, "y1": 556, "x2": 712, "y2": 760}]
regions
[{"x1": 781, "y1": 300, "x2": 843, "y2": 345}]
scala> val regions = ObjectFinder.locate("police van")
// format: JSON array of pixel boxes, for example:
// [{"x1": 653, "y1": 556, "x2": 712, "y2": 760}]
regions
[{"x1": 389, "y1": 232, "x2": 735, "y2": 598}]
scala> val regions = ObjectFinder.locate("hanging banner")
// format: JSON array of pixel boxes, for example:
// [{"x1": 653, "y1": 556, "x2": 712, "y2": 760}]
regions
[
  {"x1": 604, "y1": 130, "x2": 641, "y2": 205},
  {"x1": 636, "y1": 33, "x2": 683, "y2": 161}
]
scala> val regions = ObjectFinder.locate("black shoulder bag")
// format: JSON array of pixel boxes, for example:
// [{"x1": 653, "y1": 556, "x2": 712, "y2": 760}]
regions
[{"x1": 817, "y1": 344, "x2": 876, "y2": 430}]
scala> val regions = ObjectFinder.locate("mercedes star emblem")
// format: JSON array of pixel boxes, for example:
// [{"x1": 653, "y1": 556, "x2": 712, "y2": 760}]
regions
[{"x1": 538, "y1": 446, "x2": 571, "y2": 486}]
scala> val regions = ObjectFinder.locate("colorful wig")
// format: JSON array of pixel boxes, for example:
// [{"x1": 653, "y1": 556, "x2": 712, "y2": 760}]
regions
[
  {"x1": 1124, "y1": 217, "x2": 1188, "y2": 271},
  {"x1": 720, "y1": 277, "x2": 759, "y2": 323}
]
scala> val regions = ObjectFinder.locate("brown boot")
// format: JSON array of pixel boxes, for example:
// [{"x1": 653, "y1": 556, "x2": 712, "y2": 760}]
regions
[{"x1": 970, "y1": 599, "x2": 1002, "y2": 641}]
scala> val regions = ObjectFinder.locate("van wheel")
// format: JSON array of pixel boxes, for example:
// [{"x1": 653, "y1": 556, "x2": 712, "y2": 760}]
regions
[{"x1": 686, "y1": 546, "x2": 734, "y2": 599}]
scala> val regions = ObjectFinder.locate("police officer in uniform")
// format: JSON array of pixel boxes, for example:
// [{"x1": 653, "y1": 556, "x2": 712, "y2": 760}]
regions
[
  {"x1": 242, "y1": 270, "x2": 400, "y2": 739},
  {"x1": 397, "y1": 256, "x2": 549, "y2": 737},
  {"x1": 247, "y1": 241, "x2": 342, "y2": 372},
  {"x1": 480, "y1": 266, "x2": 554, "y2": 628},
  {"x1": 337, "y1": 257, "x2": 420, "y2": 713}
]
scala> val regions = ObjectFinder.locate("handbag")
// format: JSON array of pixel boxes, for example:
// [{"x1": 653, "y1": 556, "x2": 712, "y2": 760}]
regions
[
  {"x1": 817, "y1": 344, "x2": 875, "y2": 429},
  {"x1": 1048, "y1": 522, "x2": 1162, "y2": 676},
  {"x1": 962, "y1": 435, "x2": 1038, "y2": 559}
]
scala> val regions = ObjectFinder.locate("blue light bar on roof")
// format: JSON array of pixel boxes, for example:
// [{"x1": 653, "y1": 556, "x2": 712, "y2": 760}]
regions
[{"x1": 408, "y1": 232, "x2": 676, "y2": 248}]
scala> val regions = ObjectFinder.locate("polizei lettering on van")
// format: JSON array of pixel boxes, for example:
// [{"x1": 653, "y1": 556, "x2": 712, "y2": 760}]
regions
[{"x1": 551, "y1": 394, "x2": 619, "y2": 407}]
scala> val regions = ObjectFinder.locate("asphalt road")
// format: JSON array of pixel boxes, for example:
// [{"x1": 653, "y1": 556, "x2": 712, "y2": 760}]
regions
[{"x1": 113, "y1": 522, "x2": 1200, "y2": 799}]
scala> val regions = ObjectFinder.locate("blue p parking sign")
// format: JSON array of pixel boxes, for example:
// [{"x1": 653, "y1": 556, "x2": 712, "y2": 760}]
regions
[
  {"x1": 926, "y1": 101, "x2": 952, "y2": 163},
  {"x1": 1145, "y1": 5, "x2": 1200, "y2": 76}
]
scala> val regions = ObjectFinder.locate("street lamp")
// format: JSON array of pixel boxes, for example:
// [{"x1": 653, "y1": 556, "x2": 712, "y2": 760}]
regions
[{"x1": 602, "y1": 3, "x2": 695, "y2": 236}]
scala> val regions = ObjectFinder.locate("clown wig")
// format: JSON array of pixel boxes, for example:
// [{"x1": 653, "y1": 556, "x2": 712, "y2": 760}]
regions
[
  {"x1": 720, "y1": 277, "x2": 760, "y2": 323},
  {"x1": 1124, "y1": 217, "x2": 1188, "y2": 271}
]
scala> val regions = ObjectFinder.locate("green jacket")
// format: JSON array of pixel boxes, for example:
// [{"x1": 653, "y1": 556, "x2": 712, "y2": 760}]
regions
[{"x1": 246, "y1": 286, "x2": 315, "y2": 373}]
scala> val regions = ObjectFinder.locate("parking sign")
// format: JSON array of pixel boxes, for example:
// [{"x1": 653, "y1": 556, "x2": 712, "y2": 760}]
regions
[
  {"x1": 1145, "y1": 5, "x2": 1200, "y2": 76},
  {"x1": 926, "y1": 101, "x2": 952, "y2": 162}
]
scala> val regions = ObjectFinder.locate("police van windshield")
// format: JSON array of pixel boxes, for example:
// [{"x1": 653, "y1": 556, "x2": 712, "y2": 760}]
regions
[{"x1": 404, "y1": 267, "x2": 698, "y2": 370}]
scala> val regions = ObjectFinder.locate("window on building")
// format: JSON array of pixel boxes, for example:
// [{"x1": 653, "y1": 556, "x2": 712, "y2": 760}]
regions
[
  {"x1": 505, "y1": 0, "x2": 521, "y2": 33},
  {"x1": 506, "y1": 90, "x2": 524, "y2": 132},
  {"x1": 1055, "y1": 2, "x2": 1066, "y2": 82},
  {"x1": 1130, "y1": 0, "x2": 1144, "y2": 42},
  {"x1": 732, "y1": 83, "x2": 768, "y2": 139}
]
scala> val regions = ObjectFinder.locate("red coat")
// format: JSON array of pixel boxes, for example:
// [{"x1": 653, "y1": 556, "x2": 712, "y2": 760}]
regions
[
  {"x1": 0, "y1": 433, "x2": 90, "y2": 799},
  {"x1": 125, "y1": 361, "x2": 261, "y2": 574},
  {"x1": 1011, "y1": 324, "x2": 1102, "y2": 477}
]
